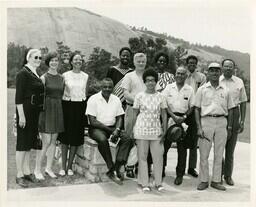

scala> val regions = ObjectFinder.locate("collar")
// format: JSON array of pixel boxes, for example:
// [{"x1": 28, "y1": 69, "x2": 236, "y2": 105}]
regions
[
  {"x1": 172, "y1": 82, "x2": 188, "y2": 91},
  {"x1": 99, "y1": 91, "x2": 113, "y2": 102},
  {"x1": 25, "y1": 63, "x2": 40, "y2": 78},
  {"x1": 205, "y1": 81, "x2": 224, "y2": 90},
  {"x1": 220, "y1": 74, "x2": 235, "y2": 82},
  {"x1": 187, "y1": 70, "x2": 197, "y2": 77}
]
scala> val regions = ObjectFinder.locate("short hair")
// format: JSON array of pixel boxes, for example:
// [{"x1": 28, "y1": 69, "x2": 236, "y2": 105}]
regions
[
  {"x1": 45, "y1": 52, "x2": 59, "y2": 67},
  {"x1": 221, "y1": 58, "x2": 235, "y2": 67},
  {"x1": 69, "y1": 52, "x2": 83, "y2": 69},
  {"x1": 119, "y1": 47, "x2": 132, "y2": 57},
  {"x1": 154, "y1": 51, "x2": 169, "y2": 64},
  {"x1": 142, "y1": 69, "x2": 159, "y2": 83},
  {"x1": 133, "y1": 52, "x2": 147, "y2": 62},
  {"x1": 102, "y1": 77, "x2": 114, "y2": 86},
  {"x1": 23, "y1": 48, "x2": 41, "y2": 65},
  {"x1": 186, "y1": 55, "x2": 198, "y2": 64}
]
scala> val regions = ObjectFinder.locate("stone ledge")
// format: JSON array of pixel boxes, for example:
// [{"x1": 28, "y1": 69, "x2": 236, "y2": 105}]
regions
[{"x1": 74, "y1": 136, "x2": 118, "y2": 183}]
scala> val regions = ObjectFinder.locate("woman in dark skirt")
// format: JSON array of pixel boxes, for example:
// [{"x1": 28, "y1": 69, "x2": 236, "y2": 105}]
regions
[
  {"x1": 34, "y1": 52, "x2": 65, "y2": 180},
  {"x1": 58, "y1": 53, "x2": 89, "y2": 176},
  {"x1": 15, "y1": 48, "x2": 44, "y2": 187}
]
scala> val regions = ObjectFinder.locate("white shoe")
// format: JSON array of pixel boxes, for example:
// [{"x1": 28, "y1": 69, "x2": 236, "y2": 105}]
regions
[
  {"x1": 59, "y1": 169, "x2": 66, "y2": 176},
  {"x1": 34, "y1": 172, "x2": 45, "y2": 180},
  {"x1": 67, "y1": 169, "x2": 74, "y2": 176},
  {"x1": 45, "y1": 169, "x2": 57, "y2": 178}
]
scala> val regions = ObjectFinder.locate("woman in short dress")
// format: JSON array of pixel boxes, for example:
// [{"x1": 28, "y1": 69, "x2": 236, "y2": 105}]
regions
[
  {"x1": 132, "y1": 69, "x2": 167, "y2": 192},
  {"x1": 58, "y1": 53, "x2": 89, "y2": 176},
  {"x1": 15, "y1": 49, "x2": 44, "y2": 187},
  {"x1": 34, "y1": 52, "x2": 65, "y2": 180}
]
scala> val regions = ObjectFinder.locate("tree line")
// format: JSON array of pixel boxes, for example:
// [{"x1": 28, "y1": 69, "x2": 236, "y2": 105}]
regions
[{"x1": 7, "y1": 36, "x2": 250, "y2": 101}]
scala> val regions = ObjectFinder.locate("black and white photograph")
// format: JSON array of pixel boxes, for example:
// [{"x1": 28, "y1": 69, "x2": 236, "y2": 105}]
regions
[{"x1": 0, "y1": 0, "x2": 255, "y2": 206}]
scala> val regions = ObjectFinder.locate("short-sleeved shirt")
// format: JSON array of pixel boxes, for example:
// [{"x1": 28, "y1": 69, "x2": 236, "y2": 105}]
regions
[
  {"x1": 120, "y1": 71, "x2": 146, "y2": 104},
  {"x1": 133, "y1": 91, "x2": 167, "y2": 140},
  {"x1": 156, "y1": 72, "x2": 175, "y2": 92},
  {"x1": 194, "y1": 82, "x2": 235, "y2": 116},
  {"x1": 219, "y1": 75, "x2": 247, "y2": 107},
  {"x1": 86, "y1": 91, "x2": 124, "y2": 126},
  {"x1": 162, "y1": 82, "x2": 195, "y2": 114},
  {"x1": 185, "y1": 70, "x2": 206, "y2": 92},
  {"x1": 106, "y1": 66, "x2": 133, "y2": 103},
  {"x1": 62, "y1": 70, "x2": 88, "y2": 102}
]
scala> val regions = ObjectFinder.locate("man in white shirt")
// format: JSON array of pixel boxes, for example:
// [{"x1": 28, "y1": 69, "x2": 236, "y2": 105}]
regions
[
  {"x1": 162, "y1": 66, "x2": 195, "y2": 185},
  {"x1": 220, "y1": 59, "x2": 247, "y2": 186},
  {"x1": 86, "y1": 78, "x2": 133, "y2": 185}
]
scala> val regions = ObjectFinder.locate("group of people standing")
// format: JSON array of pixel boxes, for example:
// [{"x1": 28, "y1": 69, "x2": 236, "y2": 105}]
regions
[{"x1": 15, "y1": 46, "x2": 247, "y2": 193}]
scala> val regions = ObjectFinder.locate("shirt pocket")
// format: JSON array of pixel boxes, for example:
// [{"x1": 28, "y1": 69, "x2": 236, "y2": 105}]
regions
[{"x1": 202, "y1": 92, "x2": 212, "y2": 106}]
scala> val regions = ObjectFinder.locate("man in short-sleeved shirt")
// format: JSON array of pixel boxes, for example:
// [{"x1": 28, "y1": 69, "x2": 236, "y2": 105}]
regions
[
  {"x1": 184, "y1": 55, "x2": 207, "y2": 178},
  {"x1": 219, "y1": 59, "x2": 247, "y2": 186},
  {"x1": 86, "y1": 78, "x2": 133, "y2": 185},
  {"x1": 195, "y1": 62, "x2": 235, "y2": 191},
  {"x1": 161, "y1": 66, "x2": 195, "y2": 185}
]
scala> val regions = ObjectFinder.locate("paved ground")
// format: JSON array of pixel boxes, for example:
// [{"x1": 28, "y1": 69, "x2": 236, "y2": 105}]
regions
[{"x1": 5, "y1": 142, "x2": 250, "y2": 203}]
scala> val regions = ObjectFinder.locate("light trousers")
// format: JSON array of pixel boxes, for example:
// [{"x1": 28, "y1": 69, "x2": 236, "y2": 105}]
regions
[
  {"x1": 199, "y1": 116, "x2": 227, "y2": 183},
  {"x1": 136, "y1": 139, "x2": 164, "y2": 186}
]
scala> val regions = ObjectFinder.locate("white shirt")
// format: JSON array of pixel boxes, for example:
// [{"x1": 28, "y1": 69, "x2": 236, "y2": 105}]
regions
[
  {"x1": 62, "y1": 70, "x2": 88, "y2": 101},
  {"x1": 162, "y1": 82, "x2": 195, "y2": 113},
  {"x1": 194, "y1": 82, "x2": 235, "y2": 116},
  {"x1": 219, "y1": 75, "x2": 247, "y2": 106},
  {"x1": 86, "y1": 92, "x2": 124, "y2": 126},
  {"x1": 185, "y1": 70, "x2": 206, "y2": 93}
]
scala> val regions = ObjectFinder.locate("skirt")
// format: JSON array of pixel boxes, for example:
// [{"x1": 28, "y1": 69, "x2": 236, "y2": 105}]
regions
[
  {"x1": 58, "y1": 100, "x2": 87, "y2": 146},
  {"x1": 38, "y1": 96, "x2": 64, "y2": 133},
  {"x1": 16, "y1": 100, "x2": 41, "y2": 151}
]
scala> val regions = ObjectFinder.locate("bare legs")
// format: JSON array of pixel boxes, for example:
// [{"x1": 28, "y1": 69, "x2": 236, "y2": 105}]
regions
[
  {"x1": 61, "y1": 144, "x2": 77, "y2": 172},
  {"x1": 16, "y1": 151, "x2": 26, "y2": 177},
  {"x1": 34, "y1": 133, "x2": 58, "y2": 177}
]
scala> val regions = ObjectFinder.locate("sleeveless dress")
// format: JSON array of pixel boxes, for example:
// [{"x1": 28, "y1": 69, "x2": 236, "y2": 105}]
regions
[{"x1": 38, "y1": 73, "x2": 65, "y2": 133}]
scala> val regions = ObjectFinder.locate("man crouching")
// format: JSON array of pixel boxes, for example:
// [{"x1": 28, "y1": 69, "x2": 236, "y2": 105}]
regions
[{"x1": 86, "y1": 78, "x2": 133, "y2": 185}]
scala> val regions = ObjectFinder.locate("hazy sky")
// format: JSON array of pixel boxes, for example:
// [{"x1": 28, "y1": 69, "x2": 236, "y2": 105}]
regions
[{"x1": 80, "y1": 0, "x2": 251, "y2": 53}]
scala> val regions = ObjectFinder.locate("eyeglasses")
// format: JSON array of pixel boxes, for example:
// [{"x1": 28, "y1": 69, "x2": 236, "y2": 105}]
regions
[{"x1": 34, "y1": 56, "x2": 42, "y2": 60}]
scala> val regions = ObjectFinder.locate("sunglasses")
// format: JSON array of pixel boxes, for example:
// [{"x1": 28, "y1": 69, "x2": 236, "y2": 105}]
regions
[{"x1": 34, "y1": 56, "x2": 42, "y2": 60}]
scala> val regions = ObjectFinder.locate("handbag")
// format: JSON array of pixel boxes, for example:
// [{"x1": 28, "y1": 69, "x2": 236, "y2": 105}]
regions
[
  {"x1": 126, "y1": 145, "x2": 138, "y2": 166},
  {"x1": 33, "y1": 134, "x2": 42, "y2": 150}
]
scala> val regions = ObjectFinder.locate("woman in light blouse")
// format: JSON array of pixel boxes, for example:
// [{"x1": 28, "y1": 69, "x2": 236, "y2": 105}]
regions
[{"x1": 58, "y1": 53, "x2": 89, "y2": 176}]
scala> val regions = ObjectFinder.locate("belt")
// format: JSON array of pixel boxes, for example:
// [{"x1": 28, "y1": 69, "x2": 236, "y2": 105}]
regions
[
  {"x1": 205, "y1": 114, "x2": 225, "y2": 117},
  {"x1": 126, "y1": 102, "x2": 133, "y2": 107},
  {"x1": 173, "y1": 112, "x2": 185, "y2": 117}
]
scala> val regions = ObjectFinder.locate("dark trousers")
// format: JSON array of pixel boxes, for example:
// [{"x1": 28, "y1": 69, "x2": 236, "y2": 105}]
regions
[
  {"x1": 163, "y1": 112, "x2": 198, "y2": 177},
  {"x1": 222, "y1": 106, "x2": 240, "y2": 177},
  {"x1": 89, "y1": 127, "x2": 133, "y2": 171}
]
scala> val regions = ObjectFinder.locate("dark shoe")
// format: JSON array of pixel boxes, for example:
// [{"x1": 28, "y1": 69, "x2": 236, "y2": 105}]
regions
[
  {"x1": 126, "y1": 169, "x2": 135, "y2": 178},
  {"x1": 224, "y1": 176, "x2": 234, "y2": 186},
  {"x1": 16, "y1": 177, "x2": 28, "y2": 188},
  {"x1": 197, "y1": 182, "x2": 209, "y2": 190},
  {"x1": 24, "y1": 174, "x2": 37, "y2": 183},
  {"x1": 116, "y1": 170, "x2": 124, "y2": 181},
  {"x1": 107, "y1": 170, "x2": 123, "y2": 185},
  {"x1": 188, "y1": 168, "x2": 198, "y2": 177},
  {"x1": 174, "y1": 176, "x2": 183, "y2": 185},
  {"x1": 210, "y1": 181, "x2": 226, "y2": 191}
]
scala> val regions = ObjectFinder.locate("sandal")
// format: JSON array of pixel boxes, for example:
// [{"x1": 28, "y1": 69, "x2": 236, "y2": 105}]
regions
[
  {"x1": 45, "y1": 169, "x2": 57, "y2": 178},
  {"x1": 59, "y1": 169, "x2": 66, "y2": 176},
  {"x1": 67, "y1": 169, "x2": 74, "y2": 176}
]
